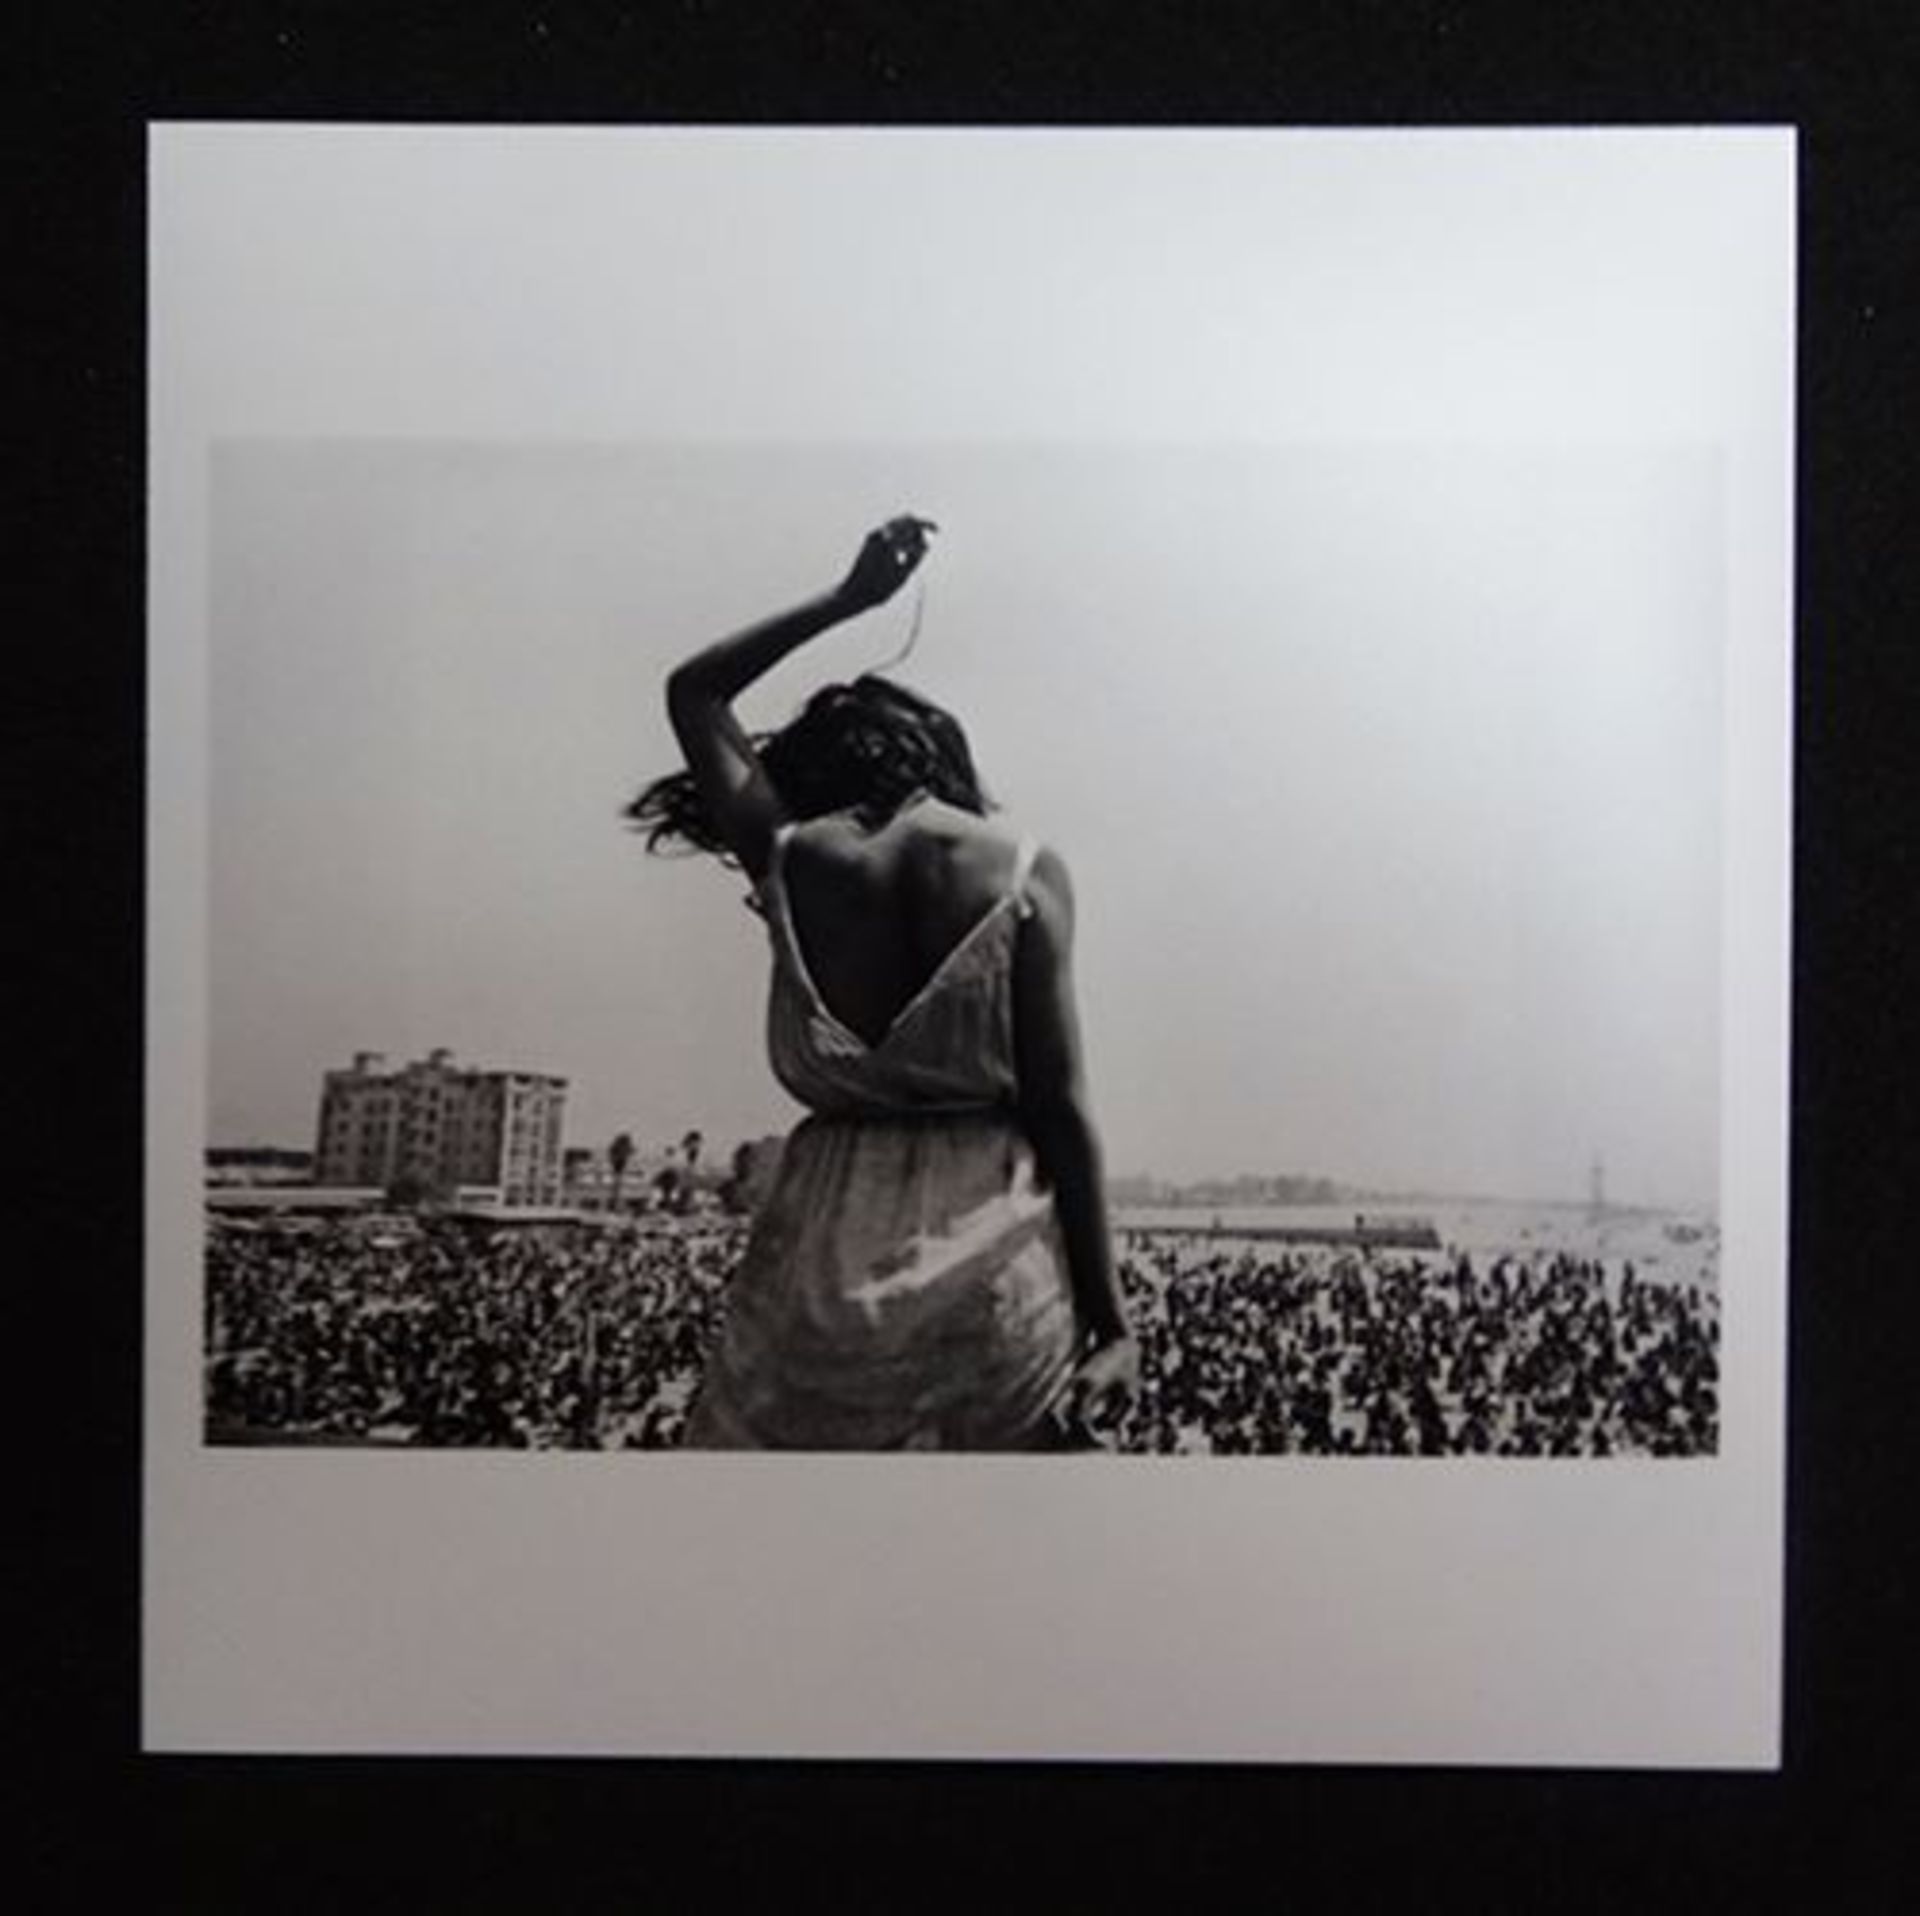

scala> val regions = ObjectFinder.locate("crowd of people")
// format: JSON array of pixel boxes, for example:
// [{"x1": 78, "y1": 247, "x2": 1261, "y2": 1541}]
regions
[
  {"x1": 205, "y1": 1220, "x2": 738, "y2": 1449},
  {"x1": 204, "y1": 1219, "x2": 1718, "y2": 1456},
  {"x1": 1102, "y1": 1231, "x2": 1719, "y2": 1456}
]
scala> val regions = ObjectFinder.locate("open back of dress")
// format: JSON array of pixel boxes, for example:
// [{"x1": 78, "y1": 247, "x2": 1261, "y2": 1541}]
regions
[{"x1": 683, "y1": 824, "x2": 1080, "y2": 1450}]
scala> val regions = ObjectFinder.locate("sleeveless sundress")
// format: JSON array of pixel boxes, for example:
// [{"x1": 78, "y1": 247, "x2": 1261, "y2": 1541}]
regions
[{"x1": 682, "y1": 824, "x2": 1082, "y2": 1450}]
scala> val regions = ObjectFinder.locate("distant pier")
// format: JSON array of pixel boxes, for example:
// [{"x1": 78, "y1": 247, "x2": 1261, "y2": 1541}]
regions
[{"x1": 1122, "y1": 1214, "x2": 1442, "y2": 1251}]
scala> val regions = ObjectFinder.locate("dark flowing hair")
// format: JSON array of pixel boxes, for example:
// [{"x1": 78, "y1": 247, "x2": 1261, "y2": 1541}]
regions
[{"x1": 625, "y1": 674, "x2": 992, "y2": 857}]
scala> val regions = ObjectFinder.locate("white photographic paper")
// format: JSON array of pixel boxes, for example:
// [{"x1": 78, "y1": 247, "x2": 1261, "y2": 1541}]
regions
[{"x1": 148, "y1": 125, "x2": 1793, "y2": 1762}]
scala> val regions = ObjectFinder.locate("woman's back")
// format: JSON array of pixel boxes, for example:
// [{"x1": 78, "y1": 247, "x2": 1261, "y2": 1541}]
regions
[
  {"x1": 778, "y1": 797, "x2": 1028, "y2": 1052},
  {"x1": 701, "y1": 796, "x2": 1077, "y2": 1448}
]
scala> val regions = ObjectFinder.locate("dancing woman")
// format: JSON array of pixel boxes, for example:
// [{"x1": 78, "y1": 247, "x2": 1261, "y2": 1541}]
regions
[{"x1": 630, "y1": 516, "x2": 1137, "y2": 1449}]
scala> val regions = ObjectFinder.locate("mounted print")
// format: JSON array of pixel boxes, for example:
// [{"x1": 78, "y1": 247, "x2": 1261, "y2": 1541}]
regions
[{"x1": 148, "y1": 125, "x2": 1793, "y2": 1763}]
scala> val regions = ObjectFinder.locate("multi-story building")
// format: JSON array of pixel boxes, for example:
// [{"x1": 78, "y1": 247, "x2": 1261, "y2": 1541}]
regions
[{"x1": 314, "y1": 1049, "x2": 568, "y2": 1205}]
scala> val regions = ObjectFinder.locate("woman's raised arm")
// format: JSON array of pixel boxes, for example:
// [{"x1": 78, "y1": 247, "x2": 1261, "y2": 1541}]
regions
[{"x1": 664, "y1": 516, "x2": 935, "y2": 880}]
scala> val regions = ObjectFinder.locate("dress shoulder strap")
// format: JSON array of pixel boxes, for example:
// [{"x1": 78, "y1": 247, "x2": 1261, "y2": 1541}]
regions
[{"x1": 1009, "y1": 835, "x2": 1042, "y2": 920}]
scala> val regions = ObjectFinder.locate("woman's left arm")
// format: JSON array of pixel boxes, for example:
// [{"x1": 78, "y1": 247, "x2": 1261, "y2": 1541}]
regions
[{"x1": 1012, "y1": 846, "x2": 1139, "y2": 1421}]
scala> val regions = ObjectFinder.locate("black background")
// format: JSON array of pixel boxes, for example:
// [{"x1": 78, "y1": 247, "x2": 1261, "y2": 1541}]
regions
[{"x1": 18, "y1": 4, "x2": 1918, "y2": 1908}]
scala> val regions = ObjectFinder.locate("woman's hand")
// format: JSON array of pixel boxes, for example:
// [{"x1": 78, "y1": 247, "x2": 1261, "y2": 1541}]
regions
[
  {"x1": 835, "y1": 515, "x2": 937, "y2": 614},
  {"x1": 1065, "y1": 1331, "x2": 1140, "y2": 1435}
]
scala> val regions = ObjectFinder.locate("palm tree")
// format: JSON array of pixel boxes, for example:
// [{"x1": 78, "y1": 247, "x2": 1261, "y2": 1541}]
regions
[
  {"x1": 607, "y1": 1132, "x2": 634, "y2": 1214},
  {"x1": 677, "y1": 1130, "x2": 704, "y2": 1215}
]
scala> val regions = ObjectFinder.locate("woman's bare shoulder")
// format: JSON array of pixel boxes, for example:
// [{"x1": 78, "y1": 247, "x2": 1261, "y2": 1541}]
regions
[
  {"x1": 934, "y1": 808, "x2": 1067, "y2": 887},
  {"x1": 903, "y1": 803, "x2": 1030, "y2": 882}
]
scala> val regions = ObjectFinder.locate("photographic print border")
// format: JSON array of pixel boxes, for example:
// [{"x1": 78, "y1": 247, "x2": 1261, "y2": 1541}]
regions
[{"x1": 146, "y1": 124, "x2": 1793, "y2": 1763}]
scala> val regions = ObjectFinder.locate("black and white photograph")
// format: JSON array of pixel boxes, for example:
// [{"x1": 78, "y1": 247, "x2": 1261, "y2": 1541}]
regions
[
  {"x1": 202, "y1": 438, "x2": 1724, "y2": 1461},
  {"x1": 147, "y1": 125, "x2": 1791, "y2": 1763}
]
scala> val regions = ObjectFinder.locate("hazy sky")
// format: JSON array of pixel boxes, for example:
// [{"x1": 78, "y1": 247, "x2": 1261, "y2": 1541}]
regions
[{"x1": 210, "y1": 437, "x2": 1721, "y2": 1205}]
